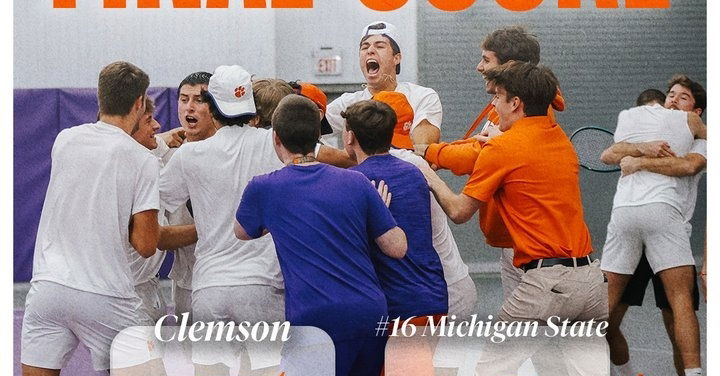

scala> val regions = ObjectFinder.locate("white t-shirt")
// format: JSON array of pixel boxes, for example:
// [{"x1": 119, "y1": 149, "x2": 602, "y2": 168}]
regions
[
  {"x1": 159, "y1": 125, "x2": 284, "y2": 292},
  {"x1": 127, "y1": 208, "x2": 167, "y2": 285},
  {"x1": 31, "y1": 121, "x2": 160, "y2": 298},
  {"x1": 612, "y1": 104, "x2": 694, "y2": 211},
  {"x1": 678, "y1": 139, "x2": 706, "y2": 223},
  {"x1": 156, "y1": 140, "x2": 197, "y2": 290},
  {"x1": 389, "y1": 149, "x2": 470, "y2": 285},
  {"x1": 127, "y1": 135, "x2": 173, "y2": 285},
  {"x1": 321, "y1": 82, "x2": 443, "y2": 149}
]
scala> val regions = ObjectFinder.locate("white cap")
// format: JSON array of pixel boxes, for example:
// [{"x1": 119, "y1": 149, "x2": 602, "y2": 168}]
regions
[
  {"x1": 360, "y1": 21, "x2": 400, "y2": 51},
  {"x1": 207, "y1": 65, "x2": 256, "y2": 118}
]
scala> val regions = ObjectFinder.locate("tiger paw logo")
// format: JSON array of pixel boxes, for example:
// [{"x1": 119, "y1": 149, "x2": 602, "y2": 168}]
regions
[{"x1": 234, "y1": 86, "x2": 246, "y2": 98}]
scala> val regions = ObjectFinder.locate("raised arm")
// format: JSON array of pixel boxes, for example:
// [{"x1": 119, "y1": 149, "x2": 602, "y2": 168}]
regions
[{"x1": 129, "y1": 209, "x2": 159, "y2": 258}]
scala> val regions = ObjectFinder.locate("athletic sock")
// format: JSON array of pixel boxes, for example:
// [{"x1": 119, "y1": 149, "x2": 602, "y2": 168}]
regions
[
  {"x1": 612, "y1": 361, "x2": 635, "y2": 376},
  {"x1": 684, "y1": 368, "x2": 702, "y2": 376}
]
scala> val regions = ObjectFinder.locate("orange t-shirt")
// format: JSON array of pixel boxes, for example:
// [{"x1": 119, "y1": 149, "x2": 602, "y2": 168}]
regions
[
  {"x1": 424, "y1": 90, "x2": 566, "y2": 249},
  {"x1": 462, "y1": 116, "x2": 592, "y2": 267}
]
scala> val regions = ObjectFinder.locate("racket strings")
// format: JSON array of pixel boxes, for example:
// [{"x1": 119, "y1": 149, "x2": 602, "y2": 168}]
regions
[{"x1": 570, "y1": 128, "x2": 619, "y2": 172}]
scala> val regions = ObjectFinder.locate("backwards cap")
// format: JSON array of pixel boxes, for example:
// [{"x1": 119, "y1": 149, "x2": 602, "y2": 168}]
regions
[
  {"x1": 207, "y1": 65, "x2": 256, "y2": 118},
  {"x1": 372, "y1": 91, "x2": 414, "y2": 150},
  {"x1": 361, "y1": 21, "x2": 401, "y2": 74},
  {"x1": 290, "y1": 81, "x2": 333, "y2": 135}
]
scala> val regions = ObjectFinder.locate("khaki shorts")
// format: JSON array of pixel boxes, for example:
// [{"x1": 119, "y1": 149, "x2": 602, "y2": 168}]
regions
[{"x1": 21, "y1": 281, "x2": 153, "y2": 371}]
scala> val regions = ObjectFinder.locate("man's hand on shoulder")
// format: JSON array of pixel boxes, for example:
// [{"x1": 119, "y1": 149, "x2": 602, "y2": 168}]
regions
[{"x1": 371, "y1": 180, "x2": 392, "y2": 208}]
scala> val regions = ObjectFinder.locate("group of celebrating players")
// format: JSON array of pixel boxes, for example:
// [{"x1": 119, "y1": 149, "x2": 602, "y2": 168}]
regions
[{"x1": 20, "y1": 20, "x2": 706, "y2": 376}]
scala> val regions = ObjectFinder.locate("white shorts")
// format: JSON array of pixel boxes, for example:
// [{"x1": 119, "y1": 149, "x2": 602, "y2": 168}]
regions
[
  {"x1": 21, "y1": 281, "x2": 152, "y2": 371},
  {"x1": 601, "y1": 203, "x2": 694, "y2": 274},
  {"x1": 172, "y1": 281, "x2": 193, "y2": 321},
  {"x1": 135, "y1": 277, "x2": 167, "y2": 324},
  {"x1": 191, "y1": 285, "x2": 285, "y2": 369}
]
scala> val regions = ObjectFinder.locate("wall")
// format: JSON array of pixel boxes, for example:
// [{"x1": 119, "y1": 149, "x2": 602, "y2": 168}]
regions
[
  {"x1": 14, "y1": 0, "x2": 419, "y2": 89},
  {"x1": 12, "y1": 0, "x2": 708, "y2": 271},
  {"x1": 417, "y1": 0, "x2": 707, "y2": 265},
  {"x1": 274, "y1": 0, "x2": 418, "y2": 86},
  {"x1": 14, "y1": 1, "x2": 278, "y2": 88}
]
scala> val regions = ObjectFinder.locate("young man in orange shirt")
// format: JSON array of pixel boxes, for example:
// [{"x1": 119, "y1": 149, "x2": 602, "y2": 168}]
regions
[
  {"x1": 416, "y1": 61, "x2": 608, "y2": 374},
  {"x1": 419, "y1": 26, "x2": 565, "y2": 301}
]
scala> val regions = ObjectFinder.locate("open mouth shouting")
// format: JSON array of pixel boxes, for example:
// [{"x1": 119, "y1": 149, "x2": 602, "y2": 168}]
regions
[
  {"x1": 366, "y1": 59, "x2": 380, "y2": 76},
  {"x1": 185, "y1": 115, "x2": 198, "y2": 127}
]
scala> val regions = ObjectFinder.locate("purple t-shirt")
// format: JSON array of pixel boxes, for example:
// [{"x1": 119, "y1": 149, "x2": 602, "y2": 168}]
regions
[
  {"x1": 236, "y1": 163, "x2": 398, "y2": 340},
  {"x1": 352, "y1": 154, "x2": 448, "y2": 319}
]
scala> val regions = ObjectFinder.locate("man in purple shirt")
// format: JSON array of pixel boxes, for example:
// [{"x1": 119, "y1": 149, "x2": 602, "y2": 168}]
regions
[
  {"x1": 344, "y1": 98, "x2": 448, "y2": 320},
  {"x1": 343, "y1": 98, "x2": 448, "y2": 375},
  {"x1": 234, "y1": 95, "x2": 407, "y2": 376}
]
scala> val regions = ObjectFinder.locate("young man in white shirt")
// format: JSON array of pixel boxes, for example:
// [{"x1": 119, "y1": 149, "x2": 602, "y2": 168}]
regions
[
  {"x1": 159, "y1": 65, "x2": 284, "y2": 375},
  {"x1": 601, "y1": 75, "x2": 707, "y2": 376},
  {"x1": 129, "y1": 97, "x2": 199, "y2": 324},
  {"x1": 152, "y1": 71, "x2": 215, "y2": 323},
  {"x1": 21, "y1": 61, "x2": 160, "y2": 375},
  {"x1": 321, "y1": 21, "x2": 443, "y2": 151}
]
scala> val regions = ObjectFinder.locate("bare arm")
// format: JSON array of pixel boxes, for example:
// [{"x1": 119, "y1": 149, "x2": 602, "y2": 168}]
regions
[
  {"x1": 600, "y1": 141, "x2": 676, "y2": 165},
  {"x1": 687, "y1": 112, "x2": 707, "y2": 140},
  {"x1": 129, "y1": 209, "x2": 159, "y2": 258},
  {"x1": 411, "y1": 120, "x2": 441, "y2": 146},
  {"x1": 375, "y1": 227, "x2": 407, "y2": 259},
  {"x1": 416, "y1": 161, "x2": 482, "y2": 224},
  {"x1": 158, "y1": 224, "x2": 197, "y2": 250},
  {"x1": 700, "y1": 238, "x2": 706, "y2": 302},
  {"x1": 316, "y1": 145, "x2": 357, "y2": 168},
  {"x1": 620, "y1": 153, "x2": 706, "y2": 177}
]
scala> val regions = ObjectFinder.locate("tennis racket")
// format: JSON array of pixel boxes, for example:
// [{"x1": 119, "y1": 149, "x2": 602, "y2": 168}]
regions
[{"x1": 570, "y1": 126, "x2": 620, "y2": 172}]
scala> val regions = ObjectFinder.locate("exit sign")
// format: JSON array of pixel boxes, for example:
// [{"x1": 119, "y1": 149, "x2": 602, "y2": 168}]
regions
[{"x1": 314, "y1": 48, "x2": 342, "y2": 76}]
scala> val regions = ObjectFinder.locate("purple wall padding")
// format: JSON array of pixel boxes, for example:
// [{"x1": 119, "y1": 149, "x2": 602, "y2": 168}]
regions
[{"x1": 14, "y1": 88, "x2": 179, "y2": 282}]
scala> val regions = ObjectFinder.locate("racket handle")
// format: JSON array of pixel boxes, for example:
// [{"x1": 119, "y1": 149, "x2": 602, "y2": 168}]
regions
[{"x1": 463, "y1": 102, "x2": 494, "y2": 139}]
